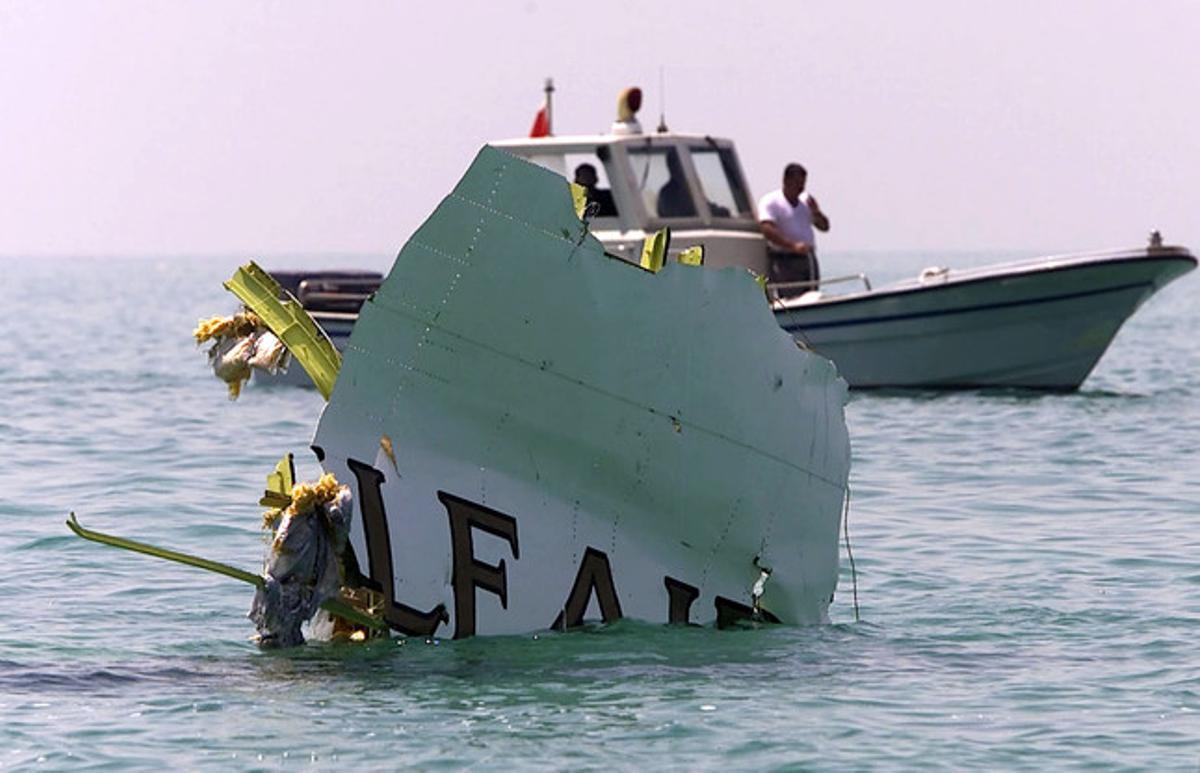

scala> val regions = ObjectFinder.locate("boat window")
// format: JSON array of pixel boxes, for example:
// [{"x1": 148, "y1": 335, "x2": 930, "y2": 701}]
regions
[
  {"x1": 521, "y1": 151, "x2": 620, "y2": 219},
  {"x1": 626, "y1": 146, "x2": 697, "y2": 219},
  {"x1": 690, "y1": 146, "x2": 753, "y2": 219}
]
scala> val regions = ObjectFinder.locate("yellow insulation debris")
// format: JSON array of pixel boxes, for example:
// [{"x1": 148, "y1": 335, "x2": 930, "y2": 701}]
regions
[
  {"x1": 262, "y1": 472, "x2": 342, "y2": 531},
  {"x1": 193, "y1": 311, "x2": 263, "y2": 344},
  {"x1": 194, "y1": 309, "x2": 289, "y2": 399}
]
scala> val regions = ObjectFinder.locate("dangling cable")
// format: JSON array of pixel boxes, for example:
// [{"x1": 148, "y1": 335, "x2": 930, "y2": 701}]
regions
[{"x1": 842, "y1": 485, "x2": 860, "y2": 622}]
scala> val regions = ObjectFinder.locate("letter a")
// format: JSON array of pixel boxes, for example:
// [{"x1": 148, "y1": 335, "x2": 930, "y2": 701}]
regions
[{"x1": 552, "y1": 547, "x2": 623, "y2": 630}]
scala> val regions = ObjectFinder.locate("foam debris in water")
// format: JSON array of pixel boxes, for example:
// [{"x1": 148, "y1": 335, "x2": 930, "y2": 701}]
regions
[
  {"x1": 193, "y1": 311, "x2": 290, "y2": 399},
  {"x1": 249, "y1": 474, "x2": 353, "y2": 647}
]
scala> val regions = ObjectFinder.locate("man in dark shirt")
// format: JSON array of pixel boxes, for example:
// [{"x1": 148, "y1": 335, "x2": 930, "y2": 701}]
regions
[
  {"x1": 573, "y1": 163, "x2": 617, "y2": 217},
  {"x1": 655, "y1": 151, "x2": 697, "y2": 218}
]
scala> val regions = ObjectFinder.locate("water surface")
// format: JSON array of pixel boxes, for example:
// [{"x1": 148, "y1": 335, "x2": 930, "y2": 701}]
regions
[{"x1": 1, "y1": 251, "x2": 1196, "y2": 769}]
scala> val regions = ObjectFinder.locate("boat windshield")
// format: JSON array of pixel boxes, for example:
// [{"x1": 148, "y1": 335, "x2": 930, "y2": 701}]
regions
[
  {"x1": 627, "y1": 146, "x2": 698, "y2": 219},
  {"x1": 522, "y1": 150, "x2": 620, "y2": 219},
  {"x1": 690, "y1": 146, "x2": 753, "y2": 220}
]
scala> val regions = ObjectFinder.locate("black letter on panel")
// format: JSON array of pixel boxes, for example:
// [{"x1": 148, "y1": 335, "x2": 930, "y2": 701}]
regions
[
  {"x1": 663, "y1": 576, "x2": 700, "y2": 625},
  {"x1": 438, "y1": 491, "x2": 520, "y2": 640},
  {"x1": 346, "y1": 458, "x2": 448, "y2": 636},
  {"x1": 551, "y1": 547, "x2": 623, "y2": 630},
  {"x1": 714, "y1": 595, "x2": 781, "y2": 629}
]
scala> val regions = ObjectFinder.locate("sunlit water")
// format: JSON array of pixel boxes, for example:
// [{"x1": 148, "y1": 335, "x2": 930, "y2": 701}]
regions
[{"x1": 1, "y1": 251, "x2": 1196, "y2": 769}]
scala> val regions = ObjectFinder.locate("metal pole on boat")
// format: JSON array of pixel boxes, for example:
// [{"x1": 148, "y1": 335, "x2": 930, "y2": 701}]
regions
[{"x1": 543, "y1": 77, "x2": 555, "y2": 136}]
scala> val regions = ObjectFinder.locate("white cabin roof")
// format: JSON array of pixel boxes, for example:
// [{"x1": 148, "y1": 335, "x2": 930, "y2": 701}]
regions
[{"x1": 490, "y1": 130, "x2": 760, "y2": 238}]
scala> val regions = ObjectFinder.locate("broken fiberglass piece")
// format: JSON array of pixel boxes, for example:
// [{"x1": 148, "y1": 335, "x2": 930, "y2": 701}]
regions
[{"x1": 313, "y1": 145, "x2": 850, "y2": 639}]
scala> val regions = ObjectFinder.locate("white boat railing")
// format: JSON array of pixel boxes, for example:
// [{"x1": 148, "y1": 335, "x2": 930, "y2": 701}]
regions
[{"x1": 768, "y1": 272, "x2": 873, "y2": 305}]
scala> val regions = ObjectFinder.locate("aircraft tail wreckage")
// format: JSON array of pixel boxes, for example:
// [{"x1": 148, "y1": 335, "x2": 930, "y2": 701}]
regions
[{"x1": 70, "y1": 146, "x2": 851, "y2": 643}]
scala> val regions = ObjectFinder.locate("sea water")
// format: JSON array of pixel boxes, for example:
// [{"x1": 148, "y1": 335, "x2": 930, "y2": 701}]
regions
[{"x1": 0, "y1": 251, "x2": 1196, "y2": 769}]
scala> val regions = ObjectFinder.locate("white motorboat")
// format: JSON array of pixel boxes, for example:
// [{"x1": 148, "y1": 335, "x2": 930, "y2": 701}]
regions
[
  {"x1": 276, "y1": 88, "x2": 1195, "y2": 391},
  {"x1": 771, "y1": 246, "x2": 1196, "y2": 389},
  {"x1": 492, "y1": 94, "x2": 1194, "y2": 390}
]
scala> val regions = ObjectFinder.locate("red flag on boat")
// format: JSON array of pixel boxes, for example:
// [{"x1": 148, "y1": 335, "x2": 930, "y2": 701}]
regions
[
  {"x1": 529, "y1": 102, "x2": 550, "y2": 138},
  {"x1": 529, "y1": 78, "x2": 553, "y2": 137}
]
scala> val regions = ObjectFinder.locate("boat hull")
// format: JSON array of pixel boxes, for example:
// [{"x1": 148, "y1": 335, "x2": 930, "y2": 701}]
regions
[{"x1": 775, "y1": 249, "x2": 1196, "y2": 389}]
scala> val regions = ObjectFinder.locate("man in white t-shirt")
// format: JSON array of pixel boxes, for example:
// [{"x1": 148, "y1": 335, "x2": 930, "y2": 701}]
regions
[{"x1": 757, "y1": 163, "x2": 830, "y2": 297}]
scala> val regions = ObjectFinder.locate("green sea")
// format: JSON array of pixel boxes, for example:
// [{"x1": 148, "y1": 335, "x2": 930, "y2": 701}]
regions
[{"x1": 1, "y1": 251, "x2": 1196, "y2": 769}]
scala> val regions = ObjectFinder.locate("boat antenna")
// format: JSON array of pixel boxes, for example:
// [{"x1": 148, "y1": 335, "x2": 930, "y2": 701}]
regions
[
  {"x1": 656, "y1": 66, "x2": 669, "y2": 133},
  {"x1": 544, "y1": 77, "x2": 555, "y2": 136}
]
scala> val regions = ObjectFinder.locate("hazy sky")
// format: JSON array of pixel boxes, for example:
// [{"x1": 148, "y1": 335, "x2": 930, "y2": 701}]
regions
[{"x1": 2, "y1": 0, "x2": 1197, "y2": 259}]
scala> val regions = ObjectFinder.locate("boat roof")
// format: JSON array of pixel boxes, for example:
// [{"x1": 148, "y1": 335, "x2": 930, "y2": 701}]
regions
[
  {"x1": 492, "y1": 130, "x2": 738, "y2": 150},
  {"x1": 491, "y1": 123, "x2": 762, "y2": 240}
]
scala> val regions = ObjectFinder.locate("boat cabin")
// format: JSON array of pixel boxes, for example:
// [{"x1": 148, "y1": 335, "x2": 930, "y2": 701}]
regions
[{"x1": 492, "y1": 126, "x2": 770, "y2": 275}]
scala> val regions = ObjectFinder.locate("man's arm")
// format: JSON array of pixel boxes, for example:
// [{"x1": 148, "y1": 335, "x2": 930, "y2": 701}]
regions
[
  {"x1": 759, "y1": 219, "x2": 811, "y2": 254},
  {"x1": 808, "y1": 196, "x2": 830, "y2": 232}
]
